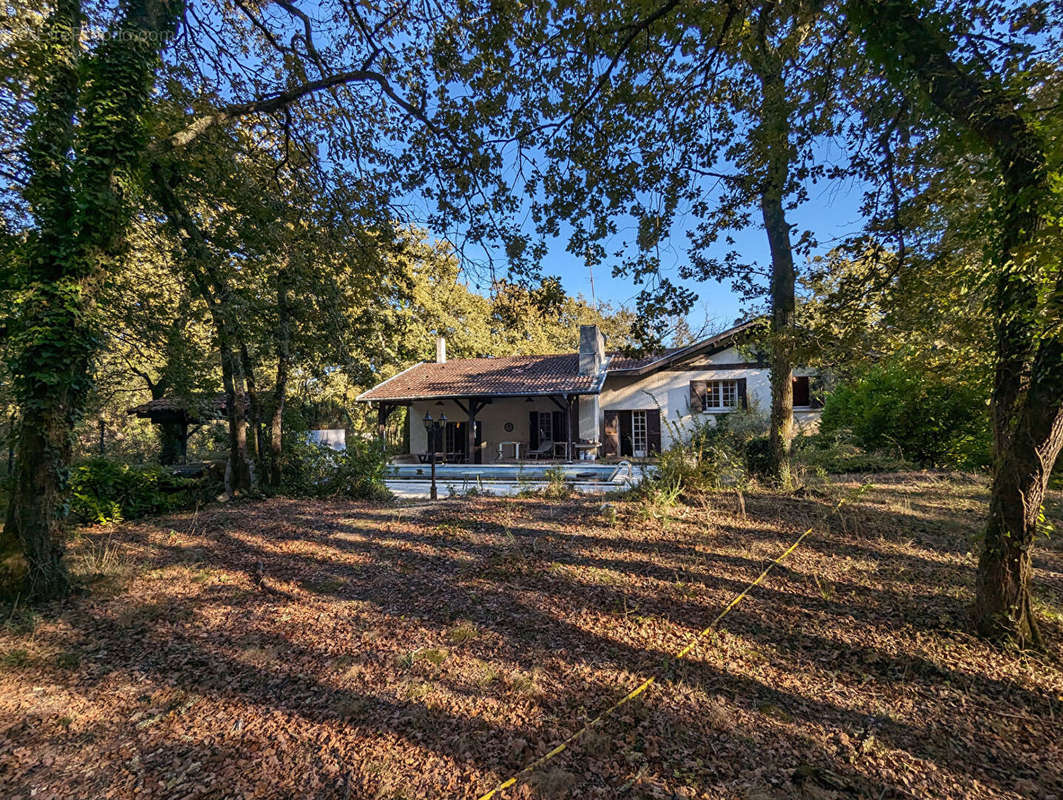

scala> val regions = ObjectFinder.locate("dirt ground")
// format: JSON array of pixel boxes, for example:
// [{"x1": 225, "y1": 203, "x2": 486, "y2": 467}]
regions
[{"x1": 1, "y1": 473, "x2": 1061, "y2": 799}]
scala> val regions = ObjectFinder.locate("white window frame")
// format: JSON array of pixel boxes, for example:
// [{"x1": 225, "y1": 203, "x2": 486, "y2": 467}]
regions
[{"x1": 702, "y1": 379, "x2": 740, "y2": 411}]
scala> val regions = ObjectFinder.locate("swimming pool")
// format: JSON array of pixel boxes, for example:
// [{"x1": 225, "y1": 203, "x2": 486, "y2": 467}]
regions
[{"x1": 385, "y1": 461, "x2": 633, "y2": 483}]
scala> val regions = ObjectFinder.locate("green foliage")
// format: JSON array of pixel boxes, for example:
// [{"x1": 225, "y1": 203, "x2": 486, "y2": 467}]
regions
[
  {"x1": 649, "y1": 409, "x2": 770, "y2": 496},
  {"x1": 792, "y1": 434, "x2": 913, "y2": 475},
  {"x1": 541, "y1": 465, "x2": 571, "y2": 499},
  {"x1": 69, "y1": 459, "x2": 207, "y2": 524},
  {"x1": 279, "y1": 440, "x2": 391, "y2": 502},
  {"x1": 820, "y1": 361, "x2": 991, "y2": 469}
]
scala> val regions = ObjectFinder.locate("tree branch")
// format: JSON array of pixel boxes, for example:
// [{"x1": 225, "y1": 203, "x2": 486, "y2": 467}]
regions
[{"x1": 161, "y1": 68, "x2": 431, "y2": 152}]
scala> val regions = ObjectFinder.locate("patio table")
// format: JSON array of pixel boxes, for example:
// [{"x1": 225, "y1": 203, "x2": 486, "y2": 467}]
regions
[{"x1": 497, "y1": 441, "x2": 522, "y2": 460}]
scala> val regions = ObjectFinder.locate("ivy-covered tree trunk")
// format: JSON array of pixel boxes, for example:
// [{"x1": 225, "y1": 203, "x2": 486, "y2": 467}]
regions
[
  {"x1": 849, "y1": 0, "x2": 1063, "y2": 645},
  {"x1": 9, "y1": 0, "x2": 181, "y2": 599},
  {"x1": 977, "y1": 414, "x2": 1059, "y2": 646},
  {"x1": 13, "y1": 388, "x2": 80, "y2": 598},
  {"x1": 750, "y1": 22, "x2": 797, "y2": 489},
  {"x1": 9, "y1": 0, "x2": 83, "y2": 599}
]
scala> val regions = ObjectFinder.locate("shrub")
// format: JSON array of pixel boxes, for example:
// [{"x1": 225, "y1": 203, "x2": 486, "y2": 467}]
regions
[
  {"x1": 69, "y1": 459, "x2": 207, "y2": 524},
  {"x1": 279, "y1": 439, "x2": 391, "y2": 501},
  {"x1": 541, "y1": 465, "x2": 571, "y2": 499},
  {"x1": 651, "y1": 407, "x2": 770, "y2": 495},
  {"x1": 792, "y1": 433, "x2": 913, "y2": 475},
  {"x1": 820, "y1": 361, "x2": 991, "y2": 469}
]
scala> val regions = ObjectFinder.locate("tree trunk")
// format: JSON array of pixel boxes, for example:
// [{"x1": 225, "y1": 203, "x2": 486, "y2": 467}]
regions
[
  {"x1": 848, "y1": 0, "x2": 1063, "y2": 644},
  {"x1": 10, "y1": 404, "x2": 74, "y2": 599},
  {"x1": 7, "y1": 0, "x2": 181, "y2": 599},
  {"x1": 268, "y1": 268, "x2": 294, "y2": 489},
  {"x1": 221, "y1": 346, "x2": 254, "y2": 495},
  {"x1": 751, "y1": 23, "x2": 797, "y2": 489},
  {"x1": 268, "y1": 376, "x2": 287, "y2": 489},
  {"x1": 149, "y1": 163, "x2": 255, "y2": 496},
  {"x1": 239, "y1": 342, "x2": 263, "y2": 461},
  {"x1": 976, "y1": 434, "x2": 1057, "y2": 646}
]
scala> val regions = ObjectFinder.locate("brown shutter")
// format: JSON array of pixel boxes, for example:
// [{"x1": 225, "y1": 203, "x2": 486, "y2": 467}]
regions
[
  {"x1": 646, "y1": 409, "x2": 662, "y2": 454},
  {"x1": 529, "y1": 411, "x2": 539, "y2": 449},
  {"x1": 737, "y1": 378, "x2": 748, "y2": 409},
  {"x1": 603, "y1": 411, "x2": 620, "y2": 457},
  {"x1": 689, "y1": 381, "x2": 706, "y2": 413},
  {"x1": 552, "y1": 410, "x2": 567, "y2": 442},
  {"x1": 792, "y1": 376, "x2": 810, "y2": 407}
]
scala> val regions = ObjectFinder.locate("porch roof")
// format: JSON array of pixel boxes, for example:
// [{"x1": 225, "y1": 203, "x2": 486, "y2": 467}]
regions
[
  {"x1": 127, "y1": 393, "x2": 233, "y2": 422},
  {"x1": 356, "y1": 353, "x2": 607, "y2": 403}
]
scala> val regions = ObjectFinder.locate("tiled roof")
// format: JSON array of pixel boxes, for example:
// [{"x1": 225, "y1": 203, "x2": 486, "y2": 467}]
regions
[
  {"x1": 357, "y1": 354, "x2": 604, "y2": 402},
  {"x1": 358, "y1": 319, "x2": 765, "y2": 403},
  {"x1": 606, "y1": 319, "x2": 764, "y2": 374},
  {"x1": 127, "y1": 394, "x2": 232, "y2": 419},
  {"x1": 607, "y1": 348, "x2": 680, "y2": 371}
]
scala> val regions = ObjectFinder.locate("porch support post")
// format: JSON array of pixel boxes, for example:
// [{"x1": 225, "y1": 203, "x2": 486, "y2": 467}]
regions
[
  {"x1": 566, "y1": 395, "x2": 575, "y2": 461},
  {"x1": 466, "y1": 399, "x2": 476, "y2": 465},
  {"x1": 377, "y1": 403, "x2": 395, "y2": 455},
  {"x1": 464, "y1": 398, "x2": 489, "y2": 464}
]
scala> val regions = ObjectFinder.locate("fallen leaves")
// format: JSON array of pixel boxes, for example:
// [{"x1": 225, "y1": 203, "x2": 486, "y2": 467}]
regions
[{"x1": 0, "y1": 475, "x2": 1060, "y2": 799}]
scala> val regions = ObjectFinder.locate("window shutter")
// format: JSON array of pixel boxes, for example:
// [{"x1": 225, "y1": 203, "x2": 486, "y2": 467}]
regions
[
  {"x1": 737, "y1": 378, "x2": 748, "y2": 409},
  {"x1": 646, "y1": 409, "x2": 662, "y2": 454},
  {"x1": 603, "y1": 411, "x2": 620, "y2": 456},
  {"x1": 552, "y1": 410, "x2": 567, "y2": 442},
  {"x1": 689, "y1": 381, "x2": 706, "y2": 413},
  {"x1": 529, "y1": 411, "x2": 539, "y2": 449}
]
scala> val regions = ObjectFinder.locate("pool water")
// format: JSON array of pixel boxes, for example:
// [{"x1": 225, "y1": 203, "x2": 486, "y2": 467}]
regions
[{"x1": 386, "y1": 461, "x2": 632, "y2": 483}]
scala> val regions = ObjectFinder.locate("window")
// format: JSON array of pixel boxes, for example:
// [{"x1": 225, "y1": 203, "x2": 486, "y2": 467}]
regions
[
  {"x1": 792, "y1": 375, "x2": 810, "y2": 407},
  {"x1": 701, "y1": 379, "x2": 739, "y2": 411}
]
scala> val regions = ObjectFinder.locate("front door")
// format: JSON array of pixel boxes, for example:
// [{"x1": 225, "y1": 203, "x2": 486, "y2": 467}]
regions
[{"x1": 631, "y1": 410, "x2": 648, "y2": 457}]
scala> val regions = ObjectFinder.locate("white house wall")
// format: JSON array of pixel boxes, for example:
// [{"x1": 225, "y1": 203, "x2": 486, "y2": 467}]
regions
[
  {"x1": 405, "y1": 345, "x2": 819, "y2": 461},
  {"x1": 600, "y1": 346, "x2": 819, "y2": 449}
]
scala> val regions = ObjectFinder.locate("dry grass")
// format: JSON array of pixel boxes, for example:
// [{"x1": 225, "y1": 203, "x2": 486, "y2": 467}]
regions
[{"x1": 0, "y1": 473, "x2": 1061, "y2": 799}]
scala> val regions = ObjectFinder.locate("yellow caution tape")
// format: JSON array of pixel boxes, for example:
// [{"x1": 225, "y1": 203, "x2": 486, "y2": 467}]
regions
[{"x1": 475, "y1": 490, "x2": 859, "y2": 800}]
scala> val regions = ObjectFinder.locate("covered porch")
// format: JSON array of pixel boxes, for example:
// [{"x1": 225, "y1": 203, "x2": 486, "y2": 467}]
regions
[
  {"x1": 374, "y1": 392, "x2": 602, "y2": 465},
  {"x1": 358, "y1": 332, "x2": 609, "y2": 464}
]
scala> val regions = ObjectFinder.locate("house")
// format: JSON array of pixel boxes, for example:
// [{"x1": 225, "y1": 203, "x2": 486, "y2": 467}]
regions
[{"x1": 357, "y1": 319, "x2": 822, "y2": 463}]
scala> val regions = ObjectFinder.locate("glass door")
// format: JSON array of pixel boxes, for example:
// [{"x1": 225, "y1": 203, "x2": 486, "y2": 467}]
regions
[{"x1": 631, "y1": 410, "x2": 647, "y2": 457}]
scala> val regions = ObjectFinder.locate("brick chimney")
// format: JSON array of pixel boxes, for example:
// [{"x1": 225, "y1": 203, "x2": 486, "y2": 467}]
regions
[
  {"x1": 578, "y1": 325, "x2": 605, "y2": 377},
  {"x1": 436, "y1": 336, "x2": 447, "y2": 364}
]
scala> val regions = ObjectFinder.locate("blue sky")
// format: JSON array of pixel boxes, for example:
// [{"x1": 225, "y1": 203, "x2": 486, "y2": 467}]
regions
[{"x1": 465, "y1": 172, "x2": 870, "y2": 340}]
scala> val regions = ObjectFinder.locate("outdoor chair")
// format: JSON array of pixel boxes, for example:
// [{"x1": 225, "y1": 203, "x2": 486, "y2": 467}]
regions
[{"x1": 526, "y1": 439, "x2": 554, "y2": 460}]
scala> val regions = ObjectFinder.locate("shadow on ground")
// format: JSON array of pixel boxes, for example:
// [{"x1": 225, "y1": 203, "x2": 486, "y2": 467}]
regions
[{"x1": 1, "y1": 473, "x2": 1061, "y2": 799}]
